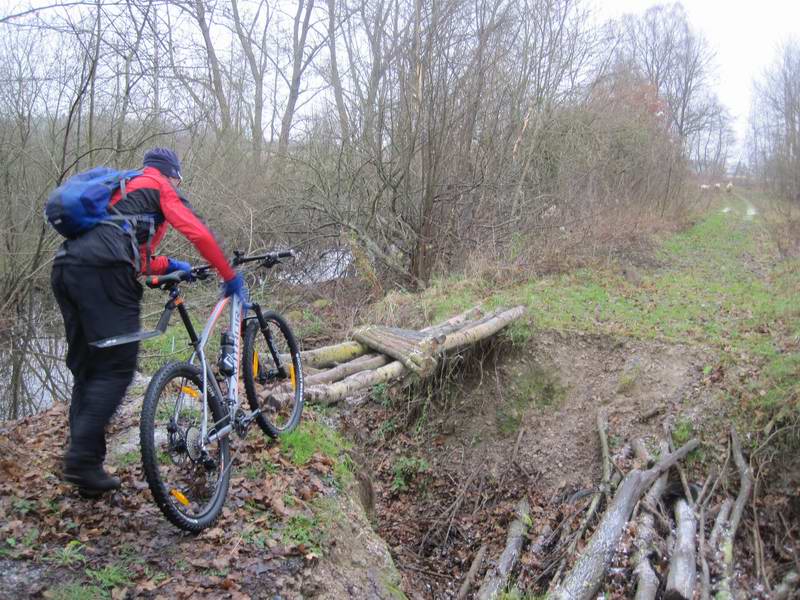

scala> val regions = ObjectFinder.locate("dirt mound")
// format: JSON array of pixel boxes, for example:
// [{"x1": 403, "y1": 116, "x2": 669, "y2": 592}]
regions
[{"x1": 445, "y1": 331, "x2": 713, "y2": 496}]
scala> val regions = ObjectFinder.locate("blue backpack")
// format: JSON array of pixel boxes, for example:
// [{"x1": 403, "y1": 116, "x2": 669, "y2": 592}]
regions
[{"x1": 45, "y1": 167, "x2": 143, "y2": 239}]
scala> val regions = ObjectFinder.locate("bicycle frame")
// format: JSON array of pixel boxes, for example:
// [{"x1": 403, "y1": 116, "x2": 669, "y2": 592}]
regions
[{"x1": 157, "y1": 286, "x2": 278, "y2": 455}]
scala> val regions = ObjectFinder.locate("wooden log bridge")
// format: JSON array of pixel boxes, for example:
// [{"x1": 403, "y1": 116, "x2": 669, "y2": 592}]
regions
[{"x1": 261, "y1": 305, "x2": 526, "y2": 407}]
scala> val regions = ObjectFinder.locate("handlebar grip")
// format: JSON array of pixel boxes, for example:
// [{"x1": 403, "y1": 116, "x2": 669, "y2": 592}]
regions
[
  {"x1": 145, "y1": 271, "x2": 188, "y2": 289},
  {"x1": 278, "y1": 250, "x2": 295, "y2": 259}
]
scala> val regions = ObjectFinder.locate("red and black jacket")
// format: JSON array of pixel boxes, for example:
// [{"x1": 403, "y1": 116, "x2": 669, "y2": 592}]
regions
[{"x1": 54, "y1": 166, "x2": 235, "y2": 281}]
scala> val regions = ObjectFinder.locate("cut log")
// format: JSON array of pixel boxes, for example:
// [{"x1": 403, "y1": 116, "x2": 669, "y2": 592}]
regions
[
  {"x1": 551, "y1": 438, "x2": 699, "y2": 600},
  {"x1": 259, "y1": 353, "x2": 391, "y2": 401},
  {"x1": 300, "y1": 341, "x2": 368, "y2": 369},
  {"x1": 420, "y1": 306, "x2": 484, "y2": 335},
  {"x1": 438, "y1": 306, "x2": 525, "y2": 354},
  {"x1": 269, "y1": 306, "x2": 526, "y2": 406},
  {"x1": 296, "y1": 305, "x2": 487, "y2": 370},
  {"x1": 306, "y1": 353, "x2": 391, "y2": 385},
  {"x1": 664, "y1": 499, "x2": 697, "y2": 600},
  {"x1": 476, "y1": 498, "x2": 531, "y2": 600},
  {"x1": 303, "y1": 360, "x2": 407, "y2": 405},
  {"x1": 353, "y1": 325, "x2": 438, "y2": 376}
]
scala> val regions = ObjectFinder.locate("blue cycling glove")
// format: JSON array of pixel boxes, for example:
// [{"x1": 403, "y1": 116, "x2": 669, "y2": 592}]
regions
[
  {"x1": 166, "y1": 258, "x2": 192, "y2": 274},
  {"x1": 222, "y1": 273, "x2": 248, "y2": 302}
]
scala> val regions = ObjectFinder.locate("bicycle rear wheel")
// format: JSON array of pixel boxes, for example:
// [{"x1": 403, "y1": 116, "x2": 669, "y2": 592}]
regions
[
  {"x1": 140, "y1": 361, "x2": 231, "y2": 532},
  {"x1": 242, "y1": 310, "x2": 304, "y2": 437}
]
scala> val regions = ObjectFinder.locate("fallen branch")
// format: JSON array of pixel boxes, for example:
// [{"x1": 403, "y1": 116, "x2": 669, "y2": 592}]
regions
[
  {"x1": 728, "y1": 427, "x2": 753, "y2": 540},
  {"x1": 708, "y1": 498, "x2": 732, "y2": 551},
  {"x1": 665, "y1": 499, "x2": 697, "y2": 600},
  {"x1": 633, "y1": 441, "x2": 670, "y2": 600},
  {"x1": 551, "y1": 438, "x2": 700, "y2": 600},
  {"x1": 456, "y1": 544, "x2": 487, "y2": 600},
  {"x1": 551, "y1": 411, "x2": 612, "y2": 585},
  {"x1": 476, "y1": 499, "x2": 531, "y2": 600},
  {"x1": 773, "y1": 570, "x2": 799, "y2": 600},
  {"x1": 715, "y1": 427, "x2": 753, "y2": 600}
]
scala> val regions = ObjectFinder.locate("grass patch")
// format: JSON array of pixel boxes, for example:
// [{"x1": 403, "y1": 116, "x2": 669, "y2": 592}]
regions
[
  {"x1": 243, "y1": 454, "x2": 279, "y2": 480},
  {"x1": 281, "y1": 420, "x2": 352, "y2": 486},
  {"x1": 391, "y1": 456, "x2": 429, "y2": 493},
  {"x1": 672, "y1": 418, "x2": 694, "y2": 447},
  {"x1": 85, "y1": 563, "x2": 133, "y2": 589},
  {"x1": 371, "y1": 382, "x2": 390, "y2": 406},
  {"x1": 114, "y1": 450, "x2": 139, "y2": 468},
  {"x1": 48, "y1": 540, "x2": 86, "y2": 567},
  {"x1": 281, "y1": 497, "x2": 338, "y2": 555},
  {"x1": 44, "y1": 582, "x2": 106, "y2": 600},
  {"x1": 617, "y1": 365, "x2": 641, "y2": 395}
]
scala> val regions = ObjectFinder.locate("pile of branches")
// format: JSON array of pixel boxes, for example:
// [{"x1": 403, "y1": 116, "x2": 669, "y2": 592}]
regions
[{"x1": 459, "y1": 413, "x2": 799, "y2": 600}]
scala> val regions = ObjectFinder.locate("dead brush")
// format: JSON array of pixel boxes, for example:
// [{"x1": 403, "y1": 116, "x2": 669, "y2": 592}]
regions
[{"x1": 763, "y1": 197, "x2": 800, "y2": 259}]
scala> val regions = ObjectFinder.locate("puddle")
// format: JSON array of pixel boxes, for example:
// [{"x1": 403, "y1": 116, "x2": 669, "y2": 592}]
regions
[{"x1": 721, "y1": 207, "x2": 732, "y2": 213}]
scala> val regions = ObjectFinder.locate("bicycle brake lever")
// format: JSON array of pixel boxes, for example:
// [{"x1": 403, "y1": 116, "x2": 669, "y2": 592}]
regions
[{"x1": 262, "y1": 256, "x2": 280, "y2": 268}]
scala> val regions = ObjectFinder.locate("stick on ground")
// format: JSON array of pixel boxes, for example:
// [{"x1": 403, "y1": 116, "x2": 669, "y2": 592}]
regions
[{"x1": 551, "y1": 438, "x2": 699, "y2": 600}]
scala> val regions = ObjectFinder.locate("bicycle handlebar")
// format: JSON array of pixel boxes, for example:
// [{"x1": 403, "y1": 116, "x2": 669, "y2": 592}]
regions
[{"x1": 146, "y1": 250, "x2": 295, "y2": 290}]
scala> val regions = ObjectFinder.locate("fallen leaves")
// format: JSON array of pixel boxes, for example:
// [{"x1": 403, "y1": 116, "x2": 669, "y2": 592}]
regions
[{"x1": 0, "y1": 405, "x2": 341, "y2": 599}]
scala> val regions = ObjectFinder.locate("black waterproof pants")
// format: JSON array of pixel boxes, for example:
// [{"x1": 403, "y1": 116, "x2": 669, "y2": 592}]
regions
[{"x1": 51, "y1": 263, "x2": 142, "y2": 469}]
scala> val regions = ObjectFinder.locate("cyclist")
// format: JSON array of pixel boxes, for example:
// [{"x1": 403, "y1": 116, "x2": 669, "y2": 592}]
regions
[{"x1": 51, "y1": 148, "x2": 247, "y2": 494}]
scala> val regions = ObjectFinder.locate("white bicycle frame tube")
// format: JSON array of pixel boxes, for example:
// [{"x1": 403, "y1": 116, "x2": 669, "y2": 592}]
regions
[{"x1": 189, "y1": 293, "x2": 246, "y2": 446}]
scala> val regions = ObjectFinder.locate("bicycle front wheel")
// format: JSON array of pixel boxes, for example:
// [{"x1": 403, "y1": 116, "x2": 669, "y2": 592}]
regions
[
  {"x1": 242, "y1": 310, "x2": 304, "y2": 437},
  {"x1": 140, "y1": 361, "x2": 231, "y2": 532}
]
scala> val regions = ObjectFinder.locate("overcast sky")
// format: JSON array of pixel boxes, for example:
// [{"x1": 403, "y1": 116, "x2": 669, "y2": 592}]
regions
[{"x1": 590, "y1": 0, "x2": 800, "y2": 156}]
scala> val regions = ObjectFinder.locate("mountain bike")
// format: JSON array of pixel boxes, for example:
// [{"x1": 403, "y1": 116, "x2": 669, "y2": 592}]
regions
[{"x1": 138, "y1": 250, "x2": 304, "y2": 532}]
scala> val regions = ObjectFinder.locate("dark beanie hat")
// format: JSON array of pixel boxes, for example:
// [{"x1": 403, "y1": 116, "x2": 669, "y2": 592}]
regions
[{"x1": 143, "y1": 148, "x2": 182, "y2": 179}]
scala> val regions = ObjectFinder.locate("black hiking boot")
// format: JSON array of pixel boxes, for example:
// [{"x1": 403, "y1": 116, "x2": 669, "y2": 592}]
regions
[{"x1": 63, "y1": 464, "x2": 121, "y2": 493}]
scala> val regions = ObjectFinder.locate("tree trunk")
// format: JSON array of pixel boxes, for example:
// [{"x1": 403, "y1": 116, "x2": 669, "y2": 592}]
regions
[{"x1": 279, "y1": 0, "x2": 316, "y2": 153}]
